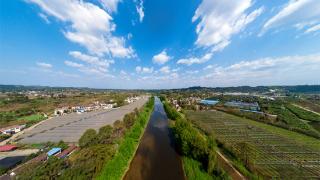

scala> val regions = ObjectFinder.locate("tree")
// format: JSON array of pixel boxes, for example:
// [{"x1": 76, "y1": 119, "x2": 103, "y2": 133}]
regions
[
  {"x1": 97, "y1": 125, "x2": 113, "y2": 143},
  {"x1": 123, "y1": 113, "x2": 135, "y2": 128},
  {"x1": 79, "y1": 129, "x2": 97, "y2": 147}
]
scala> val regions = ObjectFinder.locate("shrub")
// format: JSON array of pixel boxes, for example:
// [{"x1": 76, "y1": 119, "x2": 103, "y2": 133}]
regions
[
  {"x1": 97, "y1": 125, "x2": 113, "y2": 143},
  {"x1": 79, "y1": 129, "x2": 97, "y2": 148}
]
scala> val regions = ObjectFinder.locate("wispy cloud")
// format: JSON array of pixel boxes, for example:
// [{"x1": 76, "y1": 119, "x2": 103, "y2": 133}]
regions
[
  {"x1": 201, "y1": 54, "x2": 320, "y2": 86},
  {"x1": 177, "y1": 53, "x2": 212, "y2": 66},
  {"x1": 261, "y1": 0, "x2": 320, "y2": 35},
  {"x1": 159, "y1": 66, "x2": 170, "y2": 74},
  {"x1": 64, "y1": 60, "x2": 84, "y2": 68},
  {"x1": 36, "y1": 62, "x2": 52, "y2": 69},
  {"x1": 136, "y1": 0, "x2": 144, "y2": 22},
  {"x1": 38, "y1": 13, "x2": 50, "y2": 24},
  {"x1": 135, "y1": 66, "x2": 154, "y2": 74},
  {"x1": 99, "y1": 0, "x2": 122, "y2": 13}
]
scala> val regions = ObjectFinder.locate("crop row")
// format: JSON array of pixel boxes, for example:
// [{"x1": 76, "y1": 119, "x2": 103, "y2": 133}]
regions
[{"x1": 186, "y1": 110, "x2": 320, "y2": 178}]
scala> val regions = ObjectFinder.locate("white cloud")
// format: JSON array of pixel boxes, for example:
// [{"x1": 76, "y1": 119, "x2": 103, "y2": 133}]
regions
[
  {"x1": 177, "y1": 53, "x2": 212, "y2": 66},
  {"x1": 135, "y1": 66, "x2": 142, "y2": 73},
  {"x1": 261, "y1": 0, "x2": 320, "y2": 35},
  {"x1": 201, "y1": 54, "x2": 320, "y2": 86},
  {"x1": 305, "y1": 23, "x2": 320, "y2": 34},
  {"x1": 119, "y1": 70, "x2": 131, "y2": 80},
  {"x1": 36, "y1": 62, "x2": 52, "y2": 69},
  {"x1": 135, "y1": 66, "x2": 153, "y2": 74},
  {"x1": 136, "y1": 0, "x2": 144, "y2": 22},
  {"x1": 28, "y1": 0, "x2": 134, "y2": 58},
  {"x1": 119, "y1": 70, "x2": 126, "y2": 75},
  {"x1": 192, "y1": 0, "x2": 263, "y2": 52},
  {"x1": 142, "y1": 67, "x2": 153, "y2": 73},
  {"x1": 186, "y1": 70, "x2": 199, "y2": 74},
  {"x1": 159, "y1": 66, "x2": 170, "y2": 74},
  {"x1": 152, "y1": 50, "x2": 172, "y2": 65},
  {"x1": 99, "y1": 0, "x2": 121, "y2": 13},
  {"x1": 66, "y1": 51, "x2": 114, "y2": 78},
  {"x1": 203, "y1": 65, "x2": 215, "y2": 70},
  {"x1": 64, "y1": 60, "x2": 84, "y2": 68},
  {"x1": 172, "y1": 68, "x2": 180, "y2": 72},
  {"x1": 69, "y1": 51, "x2": 113, "y2": 68}
]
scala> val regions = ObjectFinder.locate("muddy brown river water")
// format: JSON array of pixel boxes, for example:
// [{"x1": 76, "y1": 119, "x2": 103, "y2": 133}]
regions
[{"x1": 124, "y1": 97, "x2": 185, "y2": 180}]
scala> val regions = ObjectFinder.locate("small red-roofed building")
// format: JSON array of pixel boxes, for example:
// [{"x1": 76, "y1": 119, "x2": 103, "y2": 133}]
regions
[{"x1": 0, "y1": 145, "x2": 17, "y2": 152}]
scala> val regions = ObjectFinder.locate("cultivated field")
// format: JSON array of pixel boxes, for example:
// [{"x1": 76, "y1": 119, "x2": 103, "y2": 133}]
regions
[
  {"x1": 186, "y1": 110, "x2": 320, "y2": 179},
  {"x1": 17, "y1": 97, "x2": 148, "y2": 144}
]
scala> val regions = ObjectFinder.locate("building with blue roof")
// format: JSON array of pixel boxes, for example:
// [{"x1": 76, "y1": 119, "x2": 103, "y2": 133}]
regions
[
  {"x1": 200, "y1": 100, "x2": 219, "y2": 105},
  {"x1": 47, "y1": 147, "x2": 61, "y2": 157}
]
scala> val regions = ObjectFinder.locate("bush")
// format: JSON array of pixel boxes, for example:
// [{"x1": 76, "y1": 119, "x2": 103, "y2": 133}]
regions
[
  {"x1": 79, "y1": 129, "x2": 97, "y2": 148},
  {"x1": 163, "y1": 101, "x2": 181, "y2": 120},
  {"x1": 97, "y1": 125, "x2": 113, "y2": 143}
]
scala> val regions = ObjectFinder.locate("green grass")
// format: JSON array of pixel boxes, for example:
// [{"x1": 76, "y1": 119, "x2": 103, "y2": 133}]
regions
[
  {"x1": 97, "y1": 97, "x2": 154, "y2": 180},
  {"x1": 18, "y1": 114, "x2": 45, "y2": 121},
  {"x1": 286, "y1": 104, "x2": 320, "y2": 122},
  {"x1": 182, "y1": 157, "x2": 213, "y2": 180}
]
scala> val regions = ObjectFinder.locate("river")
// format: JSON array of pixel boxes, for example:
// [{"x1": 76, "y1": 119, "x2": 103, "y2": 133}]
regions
[{"x1": 124, "y1": 97, "x2": 185, "y2": 180}]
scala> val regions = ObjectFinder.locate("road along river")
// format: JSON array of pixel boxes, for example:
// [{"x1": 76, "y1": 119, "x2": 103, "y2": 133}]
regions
[{"x1": 124, "y1": 97, "x2": 185, "y2": 180}]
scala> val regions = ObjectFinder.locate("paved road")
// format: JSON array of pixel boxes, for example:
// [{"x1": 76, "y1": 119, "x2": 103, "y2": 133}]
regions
[
  {"x1": 18, "y1": 97, "x2": 148, "y2": 144},
  {"x1": 0, "y1": 149, "x2": 39, "y2": 169}
]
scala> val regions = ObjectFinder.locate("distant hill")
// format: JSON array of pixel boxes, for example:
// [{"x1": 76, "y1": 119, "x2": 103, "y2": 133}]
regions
[
  {"x1": 1, "y1": 84, "x2": 320, "y2": 94},
  {"x1": 177, "y1": 85, "x2": 320, "y2": 94}
]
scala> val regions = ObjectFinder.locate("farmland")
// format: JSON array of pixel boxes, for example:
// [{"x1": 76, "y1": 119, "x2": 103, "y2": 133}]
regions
[
  {"x1": 0, "y1": 91, "x2": 136, "y2": 128},
  {"x1": 185, "y1": 110, "x2": 320, "y2": 178}
]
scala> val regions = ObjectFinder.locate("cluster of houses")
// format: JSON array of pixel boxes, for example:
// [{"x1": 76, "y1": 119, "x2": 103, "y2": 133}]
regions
[
  {"x1": 125, "y1": 96, "x2": 141, "y2": 104},
  {"x1": 54, "y1": 96, "x2": 141, "y2": 116},
  {"x1": 168, "y1": 97, "x2": 202, "y2": 111},
  {"x1": 8, "y1": 145, "x2": 79, "y2": 177},
  {"x1": 54, "y1": 101, "x2": 117, "y2": 116},
  {"x1": 169, "y1": 95, "x2": 263, "y2": 113}
]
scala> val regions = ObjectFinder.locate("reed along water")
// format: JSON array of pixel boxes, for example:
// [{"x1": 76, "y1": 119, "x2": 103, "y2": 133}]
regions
[{"x1": 124, "y1": 97, "x2": 185, "y2": 180}]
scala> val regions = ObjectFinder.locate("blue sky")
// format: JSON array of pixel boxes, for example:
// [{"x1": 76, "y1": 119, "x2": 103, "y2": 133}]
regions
[{"x1": 0, "y1": 0, "x2": 320, "y2": 89}]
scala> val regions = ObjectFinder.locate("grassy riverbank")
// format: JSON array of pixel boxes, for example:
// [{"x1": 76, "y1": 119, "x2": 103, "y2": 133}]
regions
[
  {"x1": 161, "y1": 97, "x2": 230, "y2": 179},
  {"x1": 97, "y1": 96, "x2": 154, "y2": 180}
]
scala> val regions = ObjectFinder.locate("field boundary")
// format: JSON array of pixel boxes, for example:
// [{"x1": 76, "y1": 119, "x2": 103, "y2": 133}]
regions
[
  {"x1": 292, "y1": 104, "x2": 320, "y2": 116},
  {"x1": 216, "y1": 150, "x2": 246, "y2": 180}
]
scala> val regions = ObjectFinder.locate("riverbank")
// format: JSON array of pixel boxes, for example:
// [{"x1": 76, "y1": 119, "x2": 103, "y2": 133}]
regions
[
  {"x1": 161, "y1": 96, "x2": 238, "y2": 179},
  {"x1": 123, "y1": 97, "x2": 185, "y2": 180},
  {"x1": 97, "y1": 97, "x2": 154, "y2": 180}
]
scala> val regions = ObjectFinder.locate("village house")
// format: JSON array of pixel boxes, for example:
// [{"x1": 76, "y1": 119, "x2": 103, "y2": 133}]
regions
[{"x1": 0, "y1": 124, "x2": 26, "y2": 135}]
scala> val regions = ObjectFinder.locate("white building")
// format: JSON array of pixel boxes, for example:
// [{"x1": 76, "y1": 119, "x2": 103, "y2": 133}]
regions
[{"x1": 0, "y1": 124, "x2": 26, "y2": 135}]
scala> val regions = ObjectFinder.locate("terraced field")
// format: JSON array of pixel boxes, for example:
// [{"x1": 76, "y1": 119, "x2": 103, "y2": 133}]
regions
[{"x1": 186, "y1": 110, "x2": 320, "y2": 179}]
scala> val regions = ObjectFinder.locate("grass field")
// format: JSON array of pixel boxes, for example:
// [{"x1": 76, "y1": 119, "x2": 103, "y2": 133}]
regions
[
  {"x1": 18, "y1": 114, "x2": 45, "y2": 121},
  {"x1": 185, "y1": 110, "x2": 320, "y2": 178},
  {"x1": 286, "y1": 104, "x2": 320, "y2": 122},
  {"x1": 294, "y1": 99, "x2": 320, "y2": 113}
]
